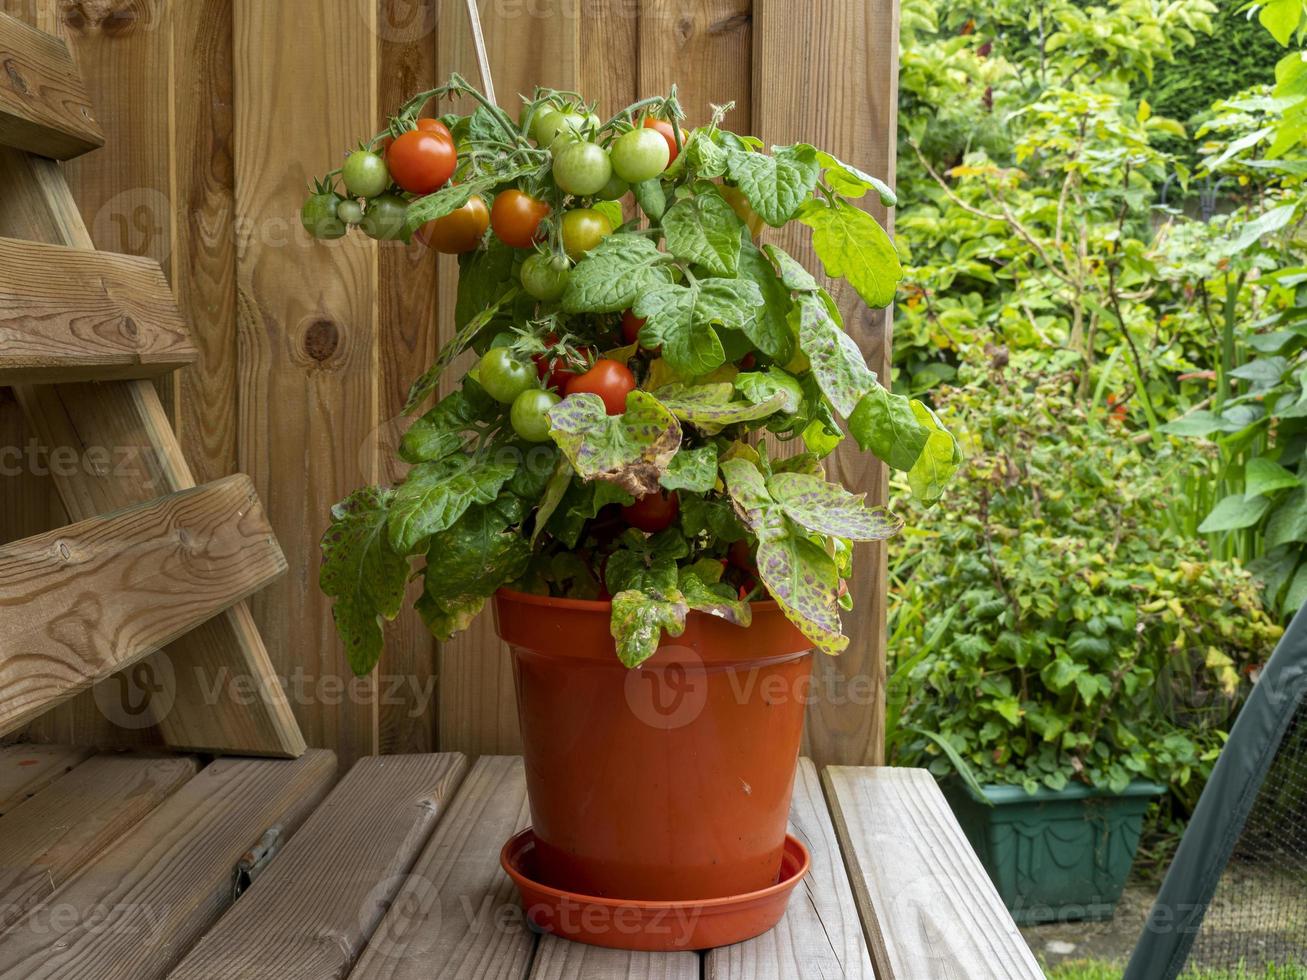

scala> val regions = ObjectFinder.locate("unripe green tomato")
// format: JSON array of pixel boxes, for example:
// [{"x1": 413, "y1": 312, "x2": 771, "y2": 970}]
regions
[
  {"x1": 511, "y1": 388, "x2": 561, "y2": 443},
  {"x1": 520, "y1": 252, "x2": 571, "y2": 302},
  {"x1": 552, "y1": 140, "x2": 613, "y2": 197},
  {"x1": 479, "y1": 347, "x2": 534, "y2": 404},
  {"x1": 302, "y1": 192, "x2": 347, "y2": 240},
  {"x1": 360, "y1": 193, "x2": 409, "y2": 241},
  {"x1": 342, "y1": 150, "x2": 390, "y2": 199},
  {"x1": 609, "y1": 128, "x2": 671, "y2": 183},
  {"x1": 560, "y1": 208, "x2": 613, "y2": 261},
  {"x1": 336, "y1": 199, "x2": 365, "y2": 226}
]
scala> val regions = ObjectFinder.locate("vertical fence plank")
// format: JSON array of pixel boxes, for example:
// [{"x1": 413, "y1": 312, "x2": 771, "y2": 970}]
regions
[
  {"x1": 233, "y1": 0, "x2": 381, "y2": 766},
  {"x1": 432, "y1": 0, "x2": 581, "y2": 758},
  {"x1": 639, "y1": 0, "x2": 753, "y2": 131},
  {"x1": 754, "y1": 0, "x2": 900, "y2": 766},
  {"x1": 374, "y1": 0, "x2": 441, "y2": 753},
  {"x1": 173, "y1": 0, "x2": 240, "y2": 486}
]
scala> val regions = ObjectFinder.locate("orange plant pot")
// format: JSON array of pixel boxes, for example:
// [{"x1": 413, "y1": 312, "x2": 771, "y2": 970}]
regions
[{"x1": 493, "y1": 588, "x2": 814, "y2": 902}]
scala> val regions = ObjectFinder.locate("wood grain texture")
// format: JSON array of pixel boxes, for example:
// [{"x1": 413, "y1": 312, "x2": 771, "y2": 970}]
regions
[
  {"x1": 0, "y1": 753, "x2": 199, "y2": 930},
  {"x1": 824, "y1": 766, "x2": 1043, "y2": 980},
  {"x1": 639, "y1": 0, "x2": 753, "y2": 131},
  {"x1": 0, "y1": 474, "x2": 288, "y2": 737},
  {"x1": 0, "y1": 236, "x2": 197, "y2": 383},
  {"x1": 347, "y1": 755, "x2": 535, "y2": 980},
  {"x1": 0, "y1": 144, "x2": 305, "y2": 758},
  {"x1": 169, "y1": 752, "x2": 467, "y2": 979},
  {"x1": 432, "y1": 0, "x2": 581, "y2": 759},
  {"x1": 531, "y1": 940, "x2": 698, "y2": 980},
  {"x1": 0, "y1": 743, "x2": 90, "y2": 814},
  {"x1": 0, "y1": 10, "x2": 102, "y2": 158},
  {"x1": 375, "y1": 0, "x2": 439, "y2": 755},
  {"x1": 753, "y1": 0, "x2": 899, "y2": 767},
  {"x1": 706, "y1": 758, "x2": 874, "y2": 979},
  {"x1": 233, "y1": 0, "x2": 381, "y2": 767},
  {"x1": 0, "y1": 749, "x2": 338, "y2": 980}
]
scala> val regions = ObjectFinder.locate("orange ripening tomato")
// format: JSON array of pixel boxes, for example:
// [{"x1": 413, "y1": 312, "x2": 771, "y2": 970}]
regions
[
  {"x1": 643, "y1": 117, "x2": 680, "y2": 165},
  {"x1": 491, "y1": 189, "x2": 551, "y2": 249},
  {"x1": 416, "y1": 194, "x2": 489, "y2": 254},
  {"x1": 387, "y1": 130, "x2": 457, "y2": 195}
]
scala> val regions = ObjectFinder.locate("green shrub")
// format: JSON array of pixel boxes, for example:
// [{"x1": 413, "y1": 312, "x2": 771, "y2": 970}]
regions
[{"x1": 887, "y1": 348, "x2": 1282, "y2": 805}]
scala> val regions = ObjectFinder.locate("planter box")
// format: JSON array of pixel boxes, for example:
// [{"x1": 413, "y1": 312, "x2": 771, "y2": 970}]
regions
[{"x1": 944, "y1": 779, "x2": 1165, "y2": 924}]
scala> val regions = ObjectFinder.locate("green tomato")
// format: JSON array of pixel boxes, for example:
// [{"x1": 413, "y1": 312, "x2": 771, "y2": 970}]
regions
[
  {"x1": 479, "y1": 347, "x2": 534, "y2": 404},
  {"x1": 511, "y1": 388, "x2": 561, "y2": 443},
  {"x1": 302, "y1": 192, "x2": 347, "y2": 240},
  {"x1": 342, "y1": 150, "x2": 390, "y2": 199},
  {"x1": 596, "y1": 172, "x2": 630, "y2": 201},
  {"x1": 609, "y1": 128, "x2": 670, "y2": 183},
  {"x1": 520, "y1": 252, "x2": 571, "y2": 302},
  {"x1": 560, "y1": 208, "x2": 613, "y2": 261},
  {"x1": 336, "y1": 199, "x2": 364, "y2": 226},
  {"x1": 360, "y1": 193, "x2": 409, "y2": 241},
  {"x1": 552, "y1": 140, "x2": 613, "y2": 197},
  {"x1": 537, "y1": 109, "x2": 597, "y2": 147}
]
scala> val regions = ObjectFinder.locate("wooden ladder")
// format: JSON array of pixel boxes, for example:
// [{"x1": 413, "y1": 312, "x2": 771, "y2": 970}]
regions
[{"x1": 0, "y1": 10, "x2": 305, "y2": 757}]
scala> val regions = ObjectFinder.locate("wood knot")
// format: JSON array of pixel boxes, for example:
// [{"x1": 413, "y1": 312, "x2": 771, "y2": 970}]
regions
[
  {"x1": 709, "y1": 12, "x2": 751, "y2": 35},
  {"x1": 675, "y1": 15, "x2": 694, "y2": 43},
  {"x1": 102, "y1": 7, "x2": 138, "y2": 36},
  {"x1": 303, "y1": 320, "x2": 340, "y2": 362},
  {"x1": 120, "y1": 315, "x2": 139, "y2": 339},
  {"x1": 4, "y1": 60, "x2": 29, "y2": 96},
  {"x1": 56, "y1": 540, "x2": 72, "y2": 562}
]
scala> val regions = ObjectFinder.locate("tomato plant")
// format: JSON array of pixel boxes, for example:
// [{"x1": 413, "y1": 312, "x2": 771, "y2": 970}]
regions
[
  {"x1": 491, "y1": 189, "x2": 551, "y2": 248},
  {"x1": 417, "y1": 194, "x2": 488, "y2": 253},
  {"x1": 314, "y1": 74, "x2": 937, "y2": 676},
  {"x1": 565, "y1": 358, "x2": 636, "y2": 415}
]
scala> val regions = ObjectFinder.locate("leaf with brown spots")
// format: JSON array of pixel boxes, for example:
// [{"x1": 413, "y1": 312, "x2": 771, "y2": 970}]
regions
[
  {"x1": 548, "y1": 391, "x2": 682, "y2": 497},
  {"x1": 767, "y1": 472, "x2": 904, "y2": 541}
]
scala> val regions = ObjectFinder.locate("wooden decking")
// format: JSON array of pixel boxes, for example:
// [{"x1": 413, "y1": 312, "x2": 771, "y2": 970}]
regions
[{"x1": 0, "y1": 745, "x2": 1042, "y2": 979}]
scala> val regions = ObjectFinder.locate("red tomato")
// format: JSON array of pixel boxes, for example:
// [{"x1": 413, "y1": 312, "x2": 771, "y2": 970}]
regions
[
  {"x1": 643, "y1": 117, "x2": 680, "y2": 164},
  {"x1": 416, "y1": 194, "x2": 488, "y2": 253},
  {"x1": 382, "y1": 118, "x2": 452, "y2": 153},
  {"x1": 491, "y1": 189, "x2": 551, "y2": 248},
  {"x1": 621, "y1": 490, "x2": 680, "y2": 533},
  {"x1": 621, "y1": 309, "x2": 646, "y2": 346},
  {"x1": 387, "y1": 130, "x2": 457, "y2": 194},
  {"x1": 565, "y1": 358, "x2": 636, "y2": 415}
]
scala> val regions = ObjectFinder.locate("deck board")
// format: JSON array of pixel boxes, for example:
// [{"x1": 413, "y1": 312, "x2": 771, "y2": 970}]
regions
[
  {"x1": 169, "y1": 753, "x2": 468, "y2": 980},
  {"x1": 0, "y1": 744, "x2": 91, "y2": 815},
  {"x1": 529, "y1": 942, "x2": 699, "y2": 980},
  {"x1": 0, "y1": 12, "x2": 104, "y2": 159},
  {"x1": 0, "y1": 754, "x2": 198, "y2": 930},
  {"x1": 705, "y1": 758, "x2": 875, "y2": 979},
  {"x1": 347, "y1": 756, "x2": 536, "y2": 980},
  {"x1": 0, "y1": 750, "x2": 336, "y2": 980},
  {"x1": 823, "y1": 766, "x2": 1044, "y2": 980}
]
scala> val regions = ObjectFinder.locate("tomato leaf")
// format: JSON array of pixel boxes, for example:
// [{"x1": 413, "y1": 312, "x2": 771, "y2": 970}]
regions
[
  {"x1": 797, "y1": 292, "x2": 876, "y2": 417},
  {"x1": 656, "y1": 382, "x2": 788, "y2": 434},
  {"x1": 400, "y1": 390, "x2": 486, "y2": 463},
  {"x1": 610, "y1": 589, "x2": 688, "y2": 667},
  {"x1": 735, "y1": 239, "x2": 796, "y2": 361},
  {"x1": 661, "y1": 445, "x2": 719, "y2": 493},
  {"x1": 547, "y1": 390, "x2": 682, "y2": 496},
  {"x1": 765, "y1": 243, "x2": 820, "y2": 293},
  {"x1": 766, "y1": 471, "x2": 903, "y2": 541},
  {"x1": 726, "y1": 143, "x2": 822, "y2": 227},
  {"x1": 416, "y1": 497, "x2": 531, "y2": 640},
  {"x1": 633, "y1": 178, "x2": 668, "y2": 221},
  {"x1": 319, "y1": 487, "x2": 412, "y2": 675},
  {"x1": 758, "y1": 530, "x2": 848, "y2": 655},
  {"x1": 735, "y1": 368, "x2": 804, "y2": 414},
  {"x1": 814, "y1": 150, "x2": 897, "y2": 206},
  {"x1": 531, "y1": 455, "x2": 574, "y2": 545},
  {"x1": 680, "y1": 572, "x2": 752, "y2": 626},
  {"x1": 634, "y1": 278, "x2": 763, "y2": 378},
  {"x1": 720, "y1": 457, "x2": 787, "y2": 541},
  {"x1": 404, "y1": 288, "x2": 519, "y2": 413},
  {"x1": 798, "y1": 198, "x2": 903, "y2": 309},
  {"x1": 563, "y1": 233, "x2": 674, "y2": 313},
  {"x1": 847, "y1": 384, "x2": 932, "y2": 471},
  {"x1": 661, "y1": 184, "x2": 745, "y2": 276},
  {"x1": 405, "y1": 163, "x2": 537, "y2": 232},
  {"x1": 389, "y1": 455, "x2": 517, "y2": 555}
]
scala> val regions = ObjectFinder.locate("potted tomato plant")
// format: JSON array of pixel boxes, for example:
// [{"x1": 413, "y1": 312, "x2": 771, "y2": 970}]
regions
[{"x1": 312, "y1": 75, "x2": 958, "y2": 945}]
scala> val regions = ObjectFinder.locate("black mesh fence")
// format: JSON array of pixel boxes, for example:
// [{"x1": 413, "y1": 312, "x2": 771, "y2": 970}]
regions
[{"x1": 1185, "y1": 692, "x2": 1307, "y2": 973}]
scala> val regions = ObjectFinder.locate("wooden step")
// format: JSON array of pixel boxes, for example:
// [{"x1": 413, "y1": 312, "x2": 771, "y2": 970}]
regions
[
  {"x1": 169, "y1": 753, "x2": 468, "y2": 980},
  {"x1": 0, "y1": 743, "x2": 90, "y2": 815},
  {"x1": 0, "y1": 474, "x2": 287, "y2": 738},
  {"x1": 823, "y1": 766, "x2": 1044, "y2": 980},
  {"x1": 0, "y1": 11, "x2": 103, "y2": 159},
  {"x1": 0, "y1": 750, "x2": 336, "y2": 980},
  {"x1": 0, "y1": 753, "x2": 199, "y2": 930},
  {"x1": 0, "y1": 236, "x2": 197, "y2": 384},
  {"x1": 0, "y1": 145, "x2": 306, "y2": 758}
]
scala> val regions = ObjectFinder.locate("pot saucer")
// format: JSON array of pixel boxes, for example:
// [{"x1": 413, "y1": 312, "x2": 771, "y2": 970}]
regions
[{"x1": 499, "y1": 829, "x2": 811, "y2": 952}]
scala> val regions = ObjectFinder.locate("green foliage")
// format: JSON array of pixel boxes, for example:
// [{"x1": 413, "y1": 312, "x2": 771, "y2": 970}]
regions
[{"x1": 887, "y1": 360, "x2": 1281, "y2": 803}]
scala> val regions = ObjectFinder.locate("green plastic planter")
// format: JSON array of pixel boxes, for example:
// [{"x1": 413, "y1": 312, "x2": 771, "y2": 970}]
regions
[{"x1": 944, "y1": 778, "x2": 1166, "y2": 924}]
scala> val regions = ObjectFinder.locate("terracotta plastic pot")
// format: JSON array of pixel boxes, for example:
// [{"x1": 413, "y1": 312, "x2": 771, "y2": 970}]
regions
[{"x1": 493, "y1": 588, "x2": 814, "y2": 902}]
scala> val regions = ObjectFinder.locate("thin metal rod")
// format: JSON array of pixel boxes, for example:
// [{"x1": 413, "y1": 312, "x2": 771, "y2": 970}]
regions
[{"x1": 464, "y1": 0, "x2": 497, "y2": 106}]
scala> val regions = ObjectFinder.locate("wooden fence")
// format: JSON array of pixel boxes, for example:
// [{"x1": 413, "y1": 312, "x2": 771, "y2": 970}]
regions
[{"x1": 1, "y1": 0, "x2": 899, "y2": 769}]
